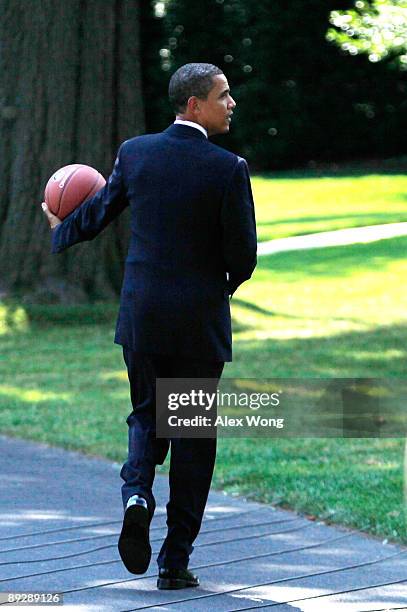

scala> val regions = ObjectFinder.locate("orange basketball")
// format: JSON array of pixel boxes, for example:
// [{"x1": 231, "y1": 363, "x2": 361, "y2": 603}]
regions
[{"x1": 44, "y1": 164, "x2": 106, "y2": 220}]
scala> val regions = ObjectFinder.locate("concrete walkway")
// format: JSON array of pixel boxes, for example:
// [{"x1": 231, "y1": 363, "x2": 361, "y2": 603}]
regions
[
  {"x1": 0, "y1": 435, "x2": 406, "y2": 611},
  {"x1": 258, "y1": 222, "x2": 407, "y2": 256}
]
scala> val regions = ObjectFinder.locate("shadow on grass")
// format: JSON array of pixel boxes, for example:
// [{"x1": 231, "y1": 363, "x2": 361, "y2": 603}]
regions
[
  {"x1": 256, "y1": 235, "x2": 407, "y2": 278},
  {"x1": 255, "y1": 157, "x2": 407, "y2": 179},
  {"x1": 233, "y1": 322, "x2": 407, "y2": 377},
  {"x1": 232, "y1": 298, "x2": 368, "y2": 325},
  {"x1": 0, "y1": 300, "x2": 119, "y2": 327},
  {"x1": 257, "y1": 211, "x2": 407, "y2": 229},
  {"x1": 230, "y1": 317, "x2": 253, "y2": 333},
  {"x1": 232, "y1": 298, "x2": 276, "y2": 317}
]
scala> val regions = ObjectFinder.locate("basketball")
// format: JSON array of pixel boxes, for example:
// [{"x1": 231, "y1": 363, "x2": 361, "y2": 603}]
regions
[{"x1": 44, "y1": 164, "x2": 106, "y2": 220}]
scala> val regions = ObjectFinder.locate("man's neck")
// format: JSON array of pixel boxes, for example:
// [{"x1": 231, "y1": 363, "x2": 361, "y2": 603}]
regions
[{"x1": 174, "y1": 118, "x2": 208, "y2": 138}]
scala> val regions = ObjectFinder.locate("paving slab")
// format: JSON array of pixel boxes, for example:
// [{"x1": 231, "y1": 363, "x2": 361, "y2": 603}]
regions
[
  {"x1": 0, "y1": 435, "x2": 406, "y2": 611},
  {"x1": 258, "y1": 222, "x2": 407, "y2": 256}
]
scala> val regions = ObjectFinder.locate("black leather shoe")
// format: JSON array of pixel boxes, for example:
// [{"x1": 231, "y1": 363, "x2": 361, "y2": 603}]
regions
[
  {"x1": 157, "y1": 567, "x2": 199, "y2": 590},
  {"x1": 118, "y1": 496, "x2": 151, "y2": 574}
]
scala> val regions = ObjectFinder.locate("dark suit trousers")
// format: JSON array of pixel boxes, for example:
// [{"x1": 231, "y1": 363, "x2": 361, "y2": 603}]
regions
[{"x1": 120, "y1": 346, "x2": 224, "y2": 570}]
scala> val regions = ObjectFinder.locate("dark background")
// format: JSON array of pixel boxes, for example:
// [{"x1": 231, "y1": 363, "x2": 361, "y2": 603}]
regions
[{"x1": 142, "y1": 0, "x2": 407, "y2": 170}]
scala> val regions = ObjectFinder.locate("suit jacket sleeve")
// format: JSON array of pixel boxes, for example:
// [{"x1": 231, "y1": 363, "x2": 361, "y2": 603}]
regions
[
  {"x1": 51, "y1": 144, "x2": 129, "y2": 254},
  {"x1": 221, "y1": 157, "x2": 257, "y2": 297}
]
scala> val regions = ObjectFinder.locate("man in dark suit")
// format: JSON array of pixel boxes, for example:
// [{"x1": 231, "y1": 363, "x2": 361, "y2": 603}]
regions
[{"x1": 42, "y1": 63, "x2": 256, "y2": 589}]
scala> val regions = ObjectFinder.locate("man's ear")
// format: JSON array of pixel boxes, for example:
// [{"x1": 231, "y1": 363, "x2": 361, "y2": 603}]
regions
[{"x1": 187, "y1": 96, "x2": 201, "y2": 115}]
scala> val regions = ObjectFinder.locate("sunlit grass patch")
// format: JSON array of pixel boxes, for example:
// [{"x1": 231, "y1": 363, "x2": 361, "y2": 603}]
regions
[
  {"x1": 0, "y1": 385, "x2": 71, "y2": 403},
  {"x1": 252, "y1": 173, "x2": 407, "y2": 241},
  {"x1": 0, "y1": 303, "x2": 29, "y2": 336}
]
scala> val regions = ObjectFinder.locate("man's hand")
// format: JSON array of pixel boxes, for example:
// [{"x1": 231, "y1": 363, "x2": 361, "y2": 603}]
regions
[{"x1": 41, "y1": 202, "x2": 62, "y2": 230}]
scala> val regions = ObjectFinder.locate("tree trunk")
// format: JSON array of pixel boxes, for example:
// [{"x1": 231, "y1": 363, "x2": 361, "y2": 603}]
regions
[{"x1": 0, "y1": 0, "x2": 145, "y2": 303}]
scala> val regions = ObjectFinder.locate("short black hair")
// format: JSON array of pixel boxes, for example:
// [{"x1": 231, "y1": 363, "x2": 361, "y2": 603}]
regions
[{"x1": 168, "y1": 63, "x2": 223, "y2": 114}]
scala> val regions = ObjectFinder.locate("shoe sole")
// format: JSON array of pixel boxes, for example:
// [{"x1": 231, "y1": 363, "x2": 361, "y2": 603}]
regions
[
  {"x1": 157, "y1": 578, "x2": 199, "y2": 590},
  {"x1": 118, "y1": 504, "x2": 151, "y2": 574}
]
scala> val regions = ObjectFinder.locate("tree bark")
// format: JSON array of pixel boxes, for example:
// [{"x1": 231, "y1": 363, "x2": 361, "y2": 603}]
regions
[{"x1": 0, "y1": 0, "x2": 145, "y2": 303}]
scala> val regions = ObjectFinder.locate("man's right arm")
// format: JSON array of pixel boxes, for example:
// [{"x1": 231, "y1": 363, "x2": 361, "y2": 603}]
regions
[{"x1": 221, "y1": 157, "x2": 257, "y2": 297}]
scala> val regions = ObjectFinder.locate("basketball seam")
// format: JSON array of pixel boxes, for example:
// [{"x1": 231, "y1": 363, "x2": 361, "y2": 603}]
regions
[
  {"x1": 80, "y1": 172, "x2": 103, "y2": 204},
  {"x1": 57, "y1": 166, "x2": 83, "y2": 217}
]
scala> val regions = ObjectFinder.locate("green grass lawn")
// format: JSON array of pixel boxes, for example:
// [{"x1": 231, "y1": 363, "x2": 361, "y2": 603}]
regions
[
  {"x1": 214, "y1": 237, "x2": 407, "y2": 543},
  {"x1": 253, "y1": 173, "x2": 407, "y2": 241},
  {"x1": 1, "y1": 235, "x2": 406, "y2": 544}
]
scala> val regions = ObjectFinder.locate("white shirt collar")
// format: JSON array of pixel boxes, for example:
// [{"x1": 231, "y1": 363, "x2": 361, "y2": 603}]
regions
[{"x1": 174, "y1": 119, "x2": 208, "y2": 138}]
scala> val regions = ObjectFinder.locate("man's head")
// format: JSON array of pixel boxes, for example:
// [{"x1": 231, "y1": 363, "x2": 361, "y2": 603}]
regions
[{"x1": 168, "y1": 63, "x2": 236, "y2": 136}]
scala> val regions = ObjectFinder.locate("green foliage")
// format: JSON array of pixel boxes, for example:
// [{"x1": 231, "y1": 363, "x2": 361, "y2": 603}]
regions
[
  {"x1": 327, "y1": 0, "x2": 407, "y2": 68},
  {"x1": 144, "y1": 0, "x2": 407, "y2": 169}
]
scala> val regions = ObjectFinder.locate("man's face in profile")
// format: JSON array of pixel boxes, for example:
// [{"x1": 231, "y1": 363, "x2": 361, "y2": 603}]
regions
[{"x1": 197, "y1": 74, "x2": 236, "y2": 136}]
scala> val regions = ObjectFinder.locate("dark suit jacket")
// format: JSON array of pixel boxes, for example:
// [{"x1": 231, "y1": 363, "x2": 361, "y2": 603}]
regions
[{"x1": 51, "y1": 123, "x2": 257, "y2": 362}]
